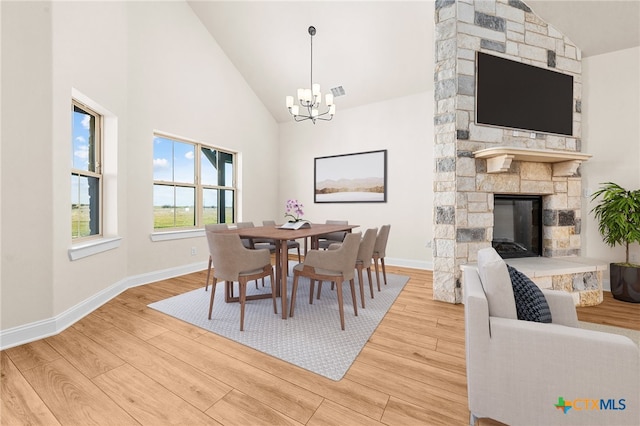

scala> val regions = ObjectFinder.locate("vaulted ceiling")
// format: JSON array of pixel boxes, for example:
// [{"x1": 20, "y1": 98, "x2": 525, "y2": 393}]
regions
[{"x1": 188, "y1": 1, "x2": 640, "y2": 123}]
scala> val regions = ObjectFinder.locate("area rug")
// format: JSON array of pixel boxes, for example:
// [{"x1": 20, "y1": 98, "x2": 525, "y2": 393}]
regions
[
  {"x1": 579, "y1": 321, "x2": 640, "y2": 347},
  {"x1": 148, "y1": 269, "x2": 409, "y2": 381}
]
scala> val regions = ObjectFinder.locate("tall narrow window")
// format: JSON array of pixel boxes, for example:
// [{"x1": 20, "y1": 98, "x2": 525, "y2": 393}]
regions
[
  {"x1": 71, "y1": 101, "x2": 102, "y2": 239},
  {"x1": 153, "y1": 134, "x2": 236, "y2": 230}
]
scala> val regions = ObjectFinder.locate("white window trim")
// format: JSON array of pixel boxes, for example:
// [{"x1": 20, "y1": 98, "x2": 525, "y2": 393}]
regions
[
  {"x1": 70, "y1": 88, "x2": 120, "y2": 260},
  {"x1": 68, "y1": 237, "x2": 122, "y2": 261},
  {"x1": 150, "y1": 229, "x2": 205, "y2": 242},
  {"x1": 152, "y1": 131, "x2": 238, "y2": 233}
]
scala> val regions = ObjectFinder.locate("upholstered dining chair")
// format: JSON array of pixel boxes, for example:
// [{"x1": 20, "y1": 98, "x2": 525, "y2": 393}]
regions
[
  {"x1": 372, "y1": 224, "x2": 391, "y2": 291},
  {"x1": 234, "y1": 221, "x2": 275, "y2": 289},
  {"x1": 289, "y1": 232, "x2": 361, "y2": 330},
  {"x1": 262, "y1": 220, "x2": 301, "y2": 262},
  {"x1": 317, "y1": 219, "x2": 348, "y2": 249},
  {"x1": 317, "y1": 227, "x2": 378, "y2": 309},
  {"x1": 206, "y1": 232, "x2": 277, "y2": 331},
  {"x1": 204, "y1": 223, "x2": 229, "y2": 291},
  {"x1": 235, "y1": 221, "x2": 257, "y2": 249}
]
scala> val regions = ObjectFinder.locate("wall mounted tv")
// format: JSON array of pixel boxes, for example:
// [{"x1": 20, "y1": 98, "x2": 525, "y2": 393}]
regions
[{"x1": 476, "y1": 51, "x2": 574, "y2": 136}]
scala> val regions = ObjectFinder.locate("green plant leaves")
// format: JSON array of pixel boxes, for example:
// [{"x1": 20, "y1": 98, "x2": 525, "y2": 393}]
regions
[{"x1": 590, "y1": 182, "x2": 640, "y2": 263}]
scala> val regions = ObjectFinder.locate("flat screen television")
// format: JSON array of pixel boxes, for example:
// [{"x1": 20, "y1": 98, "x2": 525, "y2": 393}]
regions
[{"x1": 475, "y1": 52, "x2": 574, "y2": 136}]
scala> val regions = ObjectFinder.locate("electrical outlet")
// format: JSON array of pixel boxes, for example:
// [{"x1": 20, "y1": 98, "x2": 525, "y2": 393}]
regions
[{"x1": 190, "y1": 247, "x2": 197, "y2": 256}]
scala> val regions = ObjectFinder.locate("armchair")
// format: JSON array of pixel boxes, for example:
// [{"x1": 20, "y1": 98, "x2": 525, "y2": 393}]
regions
[
  {"x1": 206, "y1": 232, "x2": 277, "y2": 331},
  {"x1": 372, "y1": 224, "x2": 390, "y2": 291},
  {"x1": 204, "y1": 223, "x2": 228, "y2": 291},
  {"x1": 317, "y1": 220, "x2": 348, "y2": 249},
  {"x1": 463, "y1": 251, "x2": 639, "y2": 425},
  {"x1": 290, "y1": 232, "x2": 361, "y2": 330}
]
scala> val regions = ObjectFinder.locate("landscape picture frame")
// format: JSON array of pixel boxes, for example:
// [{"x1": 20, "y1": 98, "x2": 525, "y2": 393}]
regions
[{"x1": 314, "y1": 150, "x2": 387, "y2": 203}]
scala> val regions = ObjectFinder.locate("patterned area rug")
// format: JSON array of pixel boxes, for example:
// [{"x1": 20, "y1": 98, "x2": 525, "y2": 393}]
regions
[{"x1": 148, "y1": 269, "x2": 409, "y2": 381}]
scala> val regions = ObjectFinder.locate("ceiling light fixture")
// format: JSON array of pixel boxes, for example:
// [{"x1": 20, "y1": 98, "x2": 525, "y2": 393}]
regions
[{"x1": 285, "y1": 26, "x2": 335, "y2": 124}]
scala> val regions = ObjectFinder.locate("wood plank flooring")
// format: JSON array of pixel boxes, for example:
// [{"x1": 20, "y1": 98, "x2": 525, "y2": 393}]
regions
[{"x1": 2, "y1": 265, "x2": 638, "y2": 425}]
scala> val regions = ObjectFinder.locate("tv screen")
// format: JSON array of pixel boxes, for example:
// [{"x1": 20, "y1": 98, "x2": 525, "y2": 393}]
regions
[{"x1": 476, "y1": 52, "x2": 574, "y2": 136}]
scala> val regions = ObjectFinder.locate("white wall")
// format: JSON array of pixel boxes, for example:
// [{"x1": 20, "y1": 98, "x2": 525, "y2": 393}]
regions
[
  {"x1": 124, "y1": 1, "x2": 279, "y2": 276},
  {"x1": 1, "y1": 1, "x2": 55, "y2": 329},
  {"x1": 582, "y1": 46, "x2": 640, "y2": 269},
  {"x1": 278, "y1": 92, "x2": 434, "y2": 269},
  {"x1": 1, "y1": 1, "x2": 279, "y2": 334}
]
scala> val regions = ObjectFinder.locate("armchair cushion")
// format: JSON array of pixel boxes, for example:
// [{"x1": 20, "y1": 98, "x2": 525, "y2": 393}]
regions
[
  {"x1": 507, "y1": 265, "x2": 552, "y2": 323},
  {"x1": 477, "y1": 247, "x2": 517, "y2": 319}
]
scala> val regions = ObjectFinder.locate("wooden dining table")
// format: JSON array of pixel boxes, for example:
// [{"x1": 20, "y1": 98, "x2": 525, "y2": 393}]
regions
[{"x1": 222, "y1": 223, "x2": 359, "y2": 319}]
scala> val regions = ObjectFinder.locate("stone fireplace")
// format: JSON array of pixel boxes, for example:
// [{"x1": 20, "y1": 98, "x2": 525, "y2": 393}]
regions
[
  {"x1": 492, "y1": 194, "x2": 542, "y2": 258},
  {"x1": 432, "y1": 0, "x2": 603, "y2": 306}
]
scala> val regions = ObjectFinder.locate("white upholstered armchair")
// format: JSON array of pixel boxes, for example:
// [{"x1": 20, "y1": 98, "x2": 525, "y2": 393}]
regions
[{"x1": 463, "y1": 248, "x2": 639, "y2": 426}]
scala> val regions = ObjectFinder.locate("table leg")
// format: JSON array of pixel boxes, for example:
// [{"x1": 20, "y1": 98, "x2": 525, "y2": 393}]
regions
[
  {"x1": 280, "y1": 239, "x2": 288, "y2": 319},
  {"x1": 274, "y1": 244, "x2": 282, "y2": 298}
]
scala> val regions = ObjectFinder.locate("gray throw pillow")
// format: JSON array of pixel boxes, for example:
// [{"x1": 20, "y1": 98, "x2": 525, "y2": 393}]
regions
[{"x1": 507, "y1": 265, "x2": 552, "y2": 323}]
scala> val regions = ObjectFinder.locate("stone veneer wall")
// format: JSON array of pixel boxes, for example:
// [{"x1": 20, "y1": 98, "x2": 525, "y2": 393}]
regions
[{"x1": 433, "y1": 0, "x2": 583, "y2": 303}]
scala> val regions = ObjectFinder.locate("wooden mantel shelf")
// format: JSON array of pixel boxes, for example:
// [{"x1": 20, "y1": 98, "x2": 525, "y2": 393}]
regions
[{"x1": 473, "y1": 147, "x2": 592, "y2": 176}]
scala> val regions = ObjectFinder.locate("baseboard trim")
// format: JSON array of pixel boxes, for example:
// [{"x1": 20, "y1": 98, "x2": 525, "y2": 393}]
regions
[
  {"x1": 0, "y1": 257, "x2": 431, "y2": 350},
  {"x1": 386, "y1": 257, "x2": 433, "y2": 271},
  {"x1": 0, "y1": 261, "x2": 208, "y2": 350}
]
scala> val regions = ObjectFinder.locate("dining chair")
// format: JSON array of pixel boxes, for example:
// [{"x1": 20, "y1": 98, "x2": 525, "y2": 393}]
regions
[
  {"x1": 206, "y1": 232, "x2": 277, "y2": 331},
  {"x1": 317, "y1": 219, "x2": 348, "y2": 249},
  {"x1": 204, "y1": 223, "x2": 229, "y2": 291},
  {"x1": 262, "y1": 220, "x2": 301, "y2": 262},
  {"x1": 372, "y1": 224, "x2": 391, "y2": 291},
  {"x1": 235, "y1": 221, "x2": 275, "y2": 289},
  {"x1": 289, "y1": 232, "x2": 361, "y2": 330},
  {"x1": 316, "y1": 228, "x2": 378, "y2": 309}
]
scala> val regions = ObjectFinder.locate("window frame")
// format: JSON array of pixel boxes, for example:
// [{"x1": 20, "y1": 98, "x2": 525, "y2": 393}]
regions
[
  {"x1": 152, "y1": 132, "x2": 237, "y2": 231},
  {"x1": 71, "y1": 99, "x2": 103, "y2": 241}
]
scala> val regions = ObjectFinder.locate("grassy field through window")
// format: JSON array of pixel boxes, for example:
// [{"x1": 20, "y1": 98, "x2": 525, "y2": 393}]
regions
[{"x1": 153, "y1": 207, "x2": 234, "y2": 229}]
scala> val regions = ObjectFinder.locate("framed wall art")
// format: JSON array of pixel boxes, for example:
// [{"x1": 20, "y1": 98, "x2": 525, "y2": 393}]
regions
[{"x1": 314, "y1": 150, "x2": 387, "y2": 203}]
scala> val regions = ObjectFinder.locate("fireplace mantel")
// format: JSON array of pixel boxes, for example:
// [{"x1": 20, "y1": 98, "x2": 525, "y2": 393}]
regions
[{"x1": 473, "y1": 147, "x2": 592, "y2": 176}]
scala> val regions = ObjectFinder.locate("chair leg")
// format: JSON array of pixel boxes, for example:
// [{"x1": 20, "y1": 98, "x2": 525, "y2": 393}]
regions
[
  {"x1": 336, "y1": 279, "x2": 345, "y2": 330},
  {"x1": 366, "y1": 266, "x2": 374, "y2": 299},
  {"x1": 309, "y1": 279, "x2": 316, "y2": 305},
  {"x1": 208, "y1": 278, "x2": 217, "y2": 319},
  {"x1": 239, "y1": 281, "x2": 246, "y2": 331},
  {"x1": 373, "y1": 256, "x2": 382, "y2": 291},
  {"x1": 349, "y1": 278, "x2": 358, "y2": 317},
  {"x1": 381, "y1": 257, "x2": 388, "y2": 286},
  {"x1": 296, "y1": 245, "x2": 301, "y2": 263},
  {"x1": 357, "y1": 266, "x2": 366, "y2": 309},
  {"x1": 316, "y1": 281, "x2": 322, "y2": 300},
  {"x1": 205, "y1": 256, "x2": 212, "y2": 291},
  {"x1": 289, "y1": 273, "x2": 299, "y2": 317}
]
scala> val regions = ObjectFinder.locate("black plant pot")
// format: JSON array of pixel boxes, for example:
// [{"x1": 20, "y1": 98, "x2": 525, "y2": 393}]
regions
[{"x1": 609, "y1": 263, "x2": 640, "y2": 303}]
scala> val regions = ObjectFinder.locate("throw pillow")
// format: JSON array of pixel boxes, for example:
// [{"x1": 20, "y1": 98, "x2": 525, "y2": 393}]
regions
[
  {"x1": 507, "y1": 265, "x2": 553, "y2": 323},
  {"x1": 476, "y1": 247, "x2": 517, "y2": 319}
]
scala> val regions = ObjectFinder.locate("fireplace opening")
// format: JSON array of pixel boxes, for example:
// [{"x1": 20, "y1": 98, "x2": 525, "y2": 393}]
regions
[{"x1": 492, "y1": 194, "x2": 542, "y2": 259}]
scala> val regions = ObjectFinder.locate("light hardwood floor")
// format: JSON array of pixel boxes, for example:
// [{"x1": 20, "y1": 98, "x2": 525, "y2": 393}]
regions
[{"x1": 2, "y1": 265, "x2": 639, "y2": 425}]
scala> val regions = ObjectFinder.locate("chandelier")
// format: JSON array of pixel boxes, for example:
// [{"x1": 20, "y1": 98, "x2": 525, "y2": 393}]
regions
[{"x1": 285, "y1": 26, "x2": 335, "y2": 124}]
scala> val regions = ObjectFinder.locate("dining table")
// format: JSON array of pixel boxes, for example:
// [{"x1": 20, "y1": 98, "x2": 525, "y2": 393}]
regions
[{"x1": 222, "y1": 222, "x2": 359, "y2": 319}]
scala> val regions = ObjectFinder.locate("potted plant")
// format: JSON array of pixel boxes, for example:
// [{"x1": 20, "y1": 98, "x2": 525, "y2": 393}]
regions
[{"x1": 590, "y1": 182, "x2": 640, "y2": 302}]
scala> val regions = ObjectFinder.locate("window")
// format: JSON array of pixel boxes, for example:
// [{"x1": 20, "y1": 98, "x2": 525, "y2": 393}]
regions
[
  {"x1": 153, "y1": 134, "x2": 236, "y2": 230},
  {"x1": 71, "y1": 100, "x2": 102, "y2": 239}
]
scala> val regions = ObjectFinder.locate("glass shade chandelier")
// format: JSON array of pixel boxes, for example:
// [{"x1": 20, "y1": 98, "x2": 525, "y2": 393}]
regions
[{"x1": 285, "y1": 26, "x2": 335, "y2": 124}]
